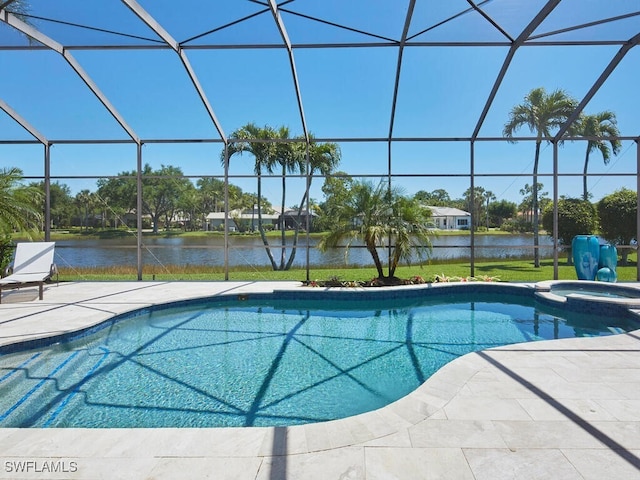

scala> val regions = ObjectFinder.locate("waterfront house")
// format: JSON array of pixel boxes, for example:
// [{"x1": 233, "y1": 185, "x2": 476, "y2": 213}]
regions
[{"x1": 427, "y1": 206, "x2": 471, "y2": 230}]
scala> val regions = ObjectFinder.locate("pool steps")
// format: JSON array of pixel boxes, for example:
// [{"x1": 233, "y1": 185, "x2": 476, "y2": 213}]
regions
[
  {"x1": 43, "y1": 347, "x2": 111, "y2": 427},
  {"x1": 0, "y1": 351, "x2": 81, "y2": 425},
  {"x1": 0, "y1": 347, "x2": 114, "y2": 427}
]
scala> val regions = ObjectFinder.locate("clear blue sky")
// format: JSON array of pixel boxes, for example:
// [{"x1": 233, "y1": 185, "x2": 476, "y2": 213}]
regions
[{"x1": 1, "y1": 0, "x2": 639, "y2": 208}]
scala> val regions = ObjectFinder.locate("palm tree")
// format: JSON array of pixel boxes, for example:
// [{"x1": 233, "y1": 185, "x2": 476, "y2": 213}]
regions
[
  {"x1": 577, "y1": 111, "x2": 621, "y2": 201},
  {"x1": 318, "y1": 180, "x2": 433, "y2": 282},
  {"x1": 225, "y1": 123, "x2": 279, "y2": 269},
  {"x1": 0, "y1": 167, "x2": 42, "y2": 233},
  {"x1": 0, "y1": 168, "x2": 43, "y2": 267},
  {"x1": 2, "y1": 1, "x2": 31, "y2": 23},
  {"x1": 284, "y1": 137, "x2": 341, "y2": 270},
  {"x1": 463, "y1": 186, "x2": 486, "y2": 230},
  {"x1": 197, "y1": 177, "x2": 225, "y2": 230},
  {"x1": 503, "y1": 87, "x2": 578, "y2": 267},
  {"x1": 483, "y1": 190, "x2": 496, "y2": 229},
  {"x1": 225, "y1": 124, "x2": 341, "y2": 271},
  {"x1": 75, "y1": 189, "x2": 93, "y2": 231},
  {"x1": 271, "y1": 125, "x2": 299, "y2": 268}
]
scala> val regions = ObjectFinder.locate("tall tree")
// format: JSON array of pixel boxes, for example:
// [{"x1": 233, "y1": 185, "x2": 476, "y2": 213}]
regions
[
  {"x1": 488, "y1": 199, "x2": 517, "y2": 228},
  {"x1": 577, "y1": 112, "x2": 621, "y2": 201},
  {"x1": 225, "y1": 123, "x2": 280, "y2": 269},
  {"x1": 463, "y1": 186, "x2": 486, "y2": 230},
  {"x1": 317, "y1": 172, "x2": 354, "y2": 231},
  {"x1": 272, "y1": 126, "x2": 298, "y2": 268},
  {"x1": 225, "y1": 124, "x2": 340, "y2": 270},
  {"x1": 318, "y1": 180, "x2": 433, "y2": 282},
  {"x1": 97, "y1": 164, "x2": 193, "y2": 234},
  {"x1": 483, "y1": 190, "x2": 496, "y2": 229},
  {"x1": 96, "y1": 174, "x2": 137, "y2": 228},
  {"x1": 503, "y1": 87, "x2": 578, "y2": 267},
  {"x1": 284, "y1": 136, "x2": 341, "y2": 270},
  {"x1": 541, "y1": 197, "x2": 598, "y2": 264},
  {"x1": 174, "y1": 181, "x2": 198, "y2": 231},
  {"x1": 74, "y1": 189, "x2": 94, "y2": 231},
  {"x1": 519, "y1": 183, "x2": 548, "y2": 224},
  {"x1": 597, "y1": 188, "x2": 637, "y2": 265},
  {"x1": 142, "y1": 165, "x2": 193, "y2": 233},
  {"x1": 197, "y1": 177, "x2": 225, "y2": 230},
  {"x1": 30, "y1": 181, "x2": 74, "y2": 229},
  {"x1": 414, "y1": 189, "x2": 451, "y2": 206}
]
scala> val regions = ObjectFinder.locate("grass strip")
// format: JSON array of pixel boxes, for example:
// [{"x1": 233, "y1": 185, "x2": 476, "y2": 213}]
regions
[{"x1": 56, "y1": 259, "x2": 639, "y2": 283}]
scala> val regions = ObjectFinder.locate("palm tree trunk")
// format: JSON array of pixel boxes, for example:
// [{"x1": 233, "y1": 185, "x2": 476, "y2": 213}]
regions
[
  {"x1": 366, "y1": 236, "x2": 385, "y2": 279},
  {"x1": 284, "y1": 157, "x2": 324, "y2": 271},
  {"x1": 582, "y1": 150, "x2": 590, "y2": 201},
  {"x1": 389, "y1": 246, "x2": 400, "y2": 278},
  {"x1": 283, "y1": 188, "x2": 308, "y2": 271},
  {"x1": 533, "y1": 141, "x2": 541, "y2": 268},
  {"x1": 257, "y1": 174, "x2": 277, "y2": 270},
  {"x1": 280, "y1": 163, "x2": 286, "y2": 270}
]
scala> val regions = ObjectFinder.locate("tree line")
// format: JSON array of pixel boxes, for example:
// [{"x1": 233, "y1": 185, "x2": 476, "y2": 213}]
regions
[{"x1": 13, "y1": 169, "x2": 538, "y2": 236}]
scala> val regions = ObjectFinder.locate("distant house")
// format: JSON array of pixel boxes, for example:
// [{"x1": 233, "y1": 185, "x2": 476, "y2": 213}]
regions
[
  {"x1": 206, "y1": 207, "x2": 318, "y2": 232},
  {"x1": 206, "y1": 208, "x2": 279, "y2": 232},
  {"x1": 123, "y1": 212, "x2": 153, "y2": 229},
  {"x1": 280, "y1": 208, "x2": 318, "y2": 231},
  {"x1": 427, "y1": 206, "x2": 471, "y2": 230}
]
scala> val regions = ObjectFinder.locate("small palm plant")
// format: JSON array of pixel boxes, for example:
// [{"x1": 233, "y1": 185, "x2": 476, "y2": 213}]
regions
[
  {"x1": 0, "y1": 167, "x2": 43, "y2": 271},
  {"x1": 0, "y1": 167, "x2": 43, "y2": 235},
  {"x1": 318, "y1": 180, "x2": 434, "y2": 283}
]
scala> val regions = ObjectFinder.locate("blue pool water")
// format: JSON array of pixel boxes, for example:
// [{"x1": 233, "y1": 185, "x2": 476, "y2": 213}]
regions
[{"x1": 0, "y1": 292, "x2": 636, "y2": 428}]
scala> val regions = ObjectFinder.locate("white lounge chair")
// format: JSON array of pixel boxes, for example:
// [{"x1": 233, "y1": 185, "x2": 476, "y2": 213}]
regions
[{"x1": 0, "y1": 242, "x2": 58, "y2": 302}]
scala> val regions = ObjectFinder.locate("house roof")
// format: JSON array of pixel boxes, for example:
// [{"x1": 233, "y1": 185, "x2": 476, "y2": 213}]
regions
[
  {"x1": 206, "y1": 208, "x2": 316, "y2": 220},
  {"x1": 427, "y1": 206, "x2": 471, "y2": 217},
  {"x1": 206, "y1": 211, "x2": 279, "y2": 220}
]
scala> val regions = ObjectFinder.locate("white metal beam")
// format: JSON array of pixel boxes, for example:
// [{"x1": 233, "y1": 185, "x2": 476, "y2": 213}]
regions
[
  {"x1": 268, "y1": 0, "x2": 308, "y2": 142},
  {"x1": 0, "y1": 9, "x2": 140, "y2": 143},
  {"x1": 471, "y1": 0, "x2": 562, "y2": 139},
  {"x1": 554, "y1": 31, "x2": 640, "y2": 142},
  {"x1": 388, "y1": 0, "x2": 416, "y2": 140},
  {"x1": 0, "y1": 97, "x2": 48, "y2": 145}
]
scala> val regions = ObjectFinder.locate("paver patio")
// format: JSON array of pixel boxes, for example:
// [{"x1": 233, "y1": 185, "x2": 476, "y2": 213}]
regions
[{"x1": 0, "y1": 281, "x2": 638, "y2": 479}]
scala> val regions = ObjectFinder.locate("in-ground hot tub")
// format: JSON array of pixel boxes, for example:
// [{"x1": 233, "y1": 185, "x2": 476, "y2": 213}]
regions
[{"x1": 535, "y1": 280, "x2": 640, "y2": 316}]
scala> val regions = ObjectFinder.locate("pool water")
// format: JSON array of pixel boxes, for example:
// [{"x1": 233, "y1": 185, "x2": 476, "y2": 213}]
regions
[{"x1": 0, "y1": 293, "x2": 635, "y2": 428}]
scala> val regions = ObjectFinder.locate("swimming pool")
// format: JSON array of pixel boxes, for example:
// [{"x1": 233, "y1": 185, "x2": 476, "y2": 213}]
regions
[{"x1": 0, "y1": 287, "x2": 636, "y2": 428}]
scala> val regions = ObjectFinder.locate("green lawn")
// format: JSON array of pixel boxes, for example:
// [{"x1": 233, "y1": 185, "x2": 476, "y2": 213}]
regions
[{"x1": 57, "y1": 258, "x2": 639, "y2": 283}]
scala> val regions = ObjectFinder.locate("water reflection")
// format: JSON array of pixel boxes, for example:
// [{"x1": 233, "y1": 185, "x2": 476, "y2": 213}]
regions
[{"x1": 53, "y1": 234, "x2": 555, "y2": 269}]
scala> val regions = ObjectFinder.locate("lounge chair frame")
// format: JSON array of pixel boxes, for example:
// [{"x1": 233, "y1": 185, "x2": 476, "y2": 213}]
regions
[{"x1": 0, "y1": 242, "x2": 58, "y2": 303}]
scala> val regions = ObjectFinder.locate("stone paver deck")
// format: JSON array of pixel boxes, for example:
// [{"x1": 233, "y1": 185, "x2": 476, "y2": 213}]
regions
[{"x1": 0, "y1": 281, "x2": 639, "y2": 479}]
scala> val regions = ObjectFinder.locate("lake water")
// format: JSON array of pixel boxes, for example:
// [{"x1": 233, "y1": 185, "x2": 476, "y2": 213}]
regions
[{"x1": 52, "y1": 234, "x2": 555, "y2": 269}]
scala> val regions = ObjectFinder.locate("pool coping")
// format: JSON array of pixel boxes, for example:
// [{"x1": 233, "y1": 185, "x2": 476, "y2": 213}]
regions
[
  {"x1": 0, "y1": 280, "x2": 538, "y2": 352},
  {"x1": 1, "y1": 280, "x2": 639, "y2": 479}
]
